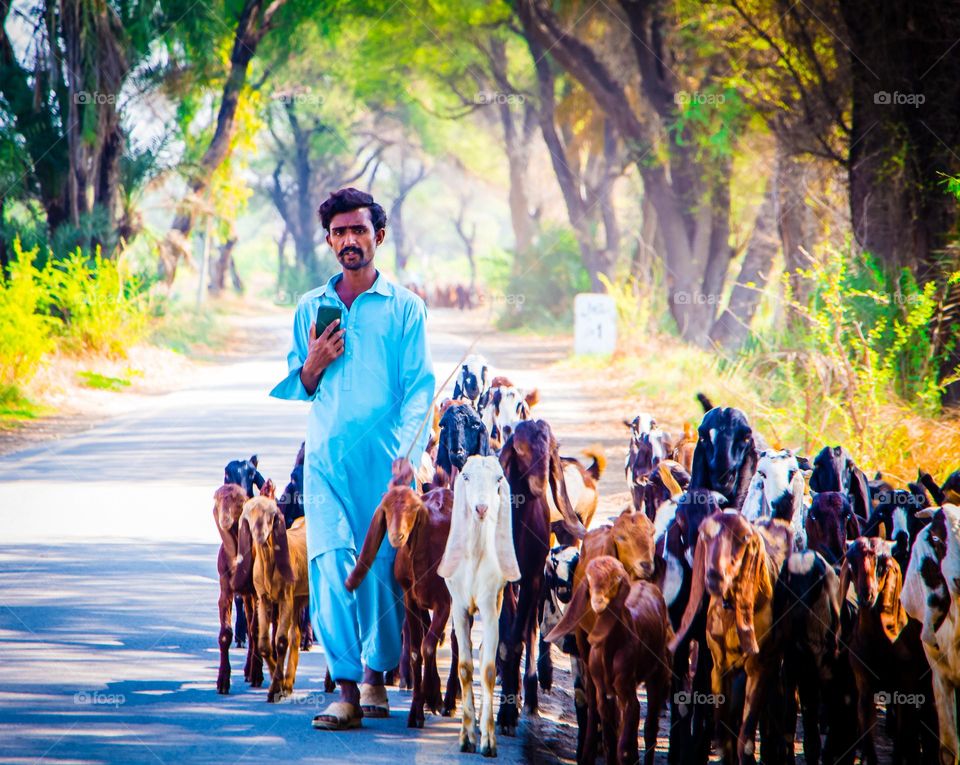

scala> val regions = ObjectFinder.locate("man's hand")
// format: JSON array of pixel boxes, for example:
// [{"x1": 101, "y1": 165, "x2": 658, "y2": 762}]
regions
[{"x1": 300, "y1": 319, "x2": 345, "y2": 395}]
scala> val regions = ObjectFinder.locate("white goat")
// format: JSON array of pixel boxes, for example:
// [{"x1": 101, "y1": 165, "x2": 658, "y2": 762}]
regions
[
  {"x1": 453, "y1": 353, "x2": 490, "y2": 407},
  {"x1": 438, "y1": 455, "x2": 520, "y2": 758},
  {"x1": 742, "y1": 449, "x2": 808, "y2": 549}
]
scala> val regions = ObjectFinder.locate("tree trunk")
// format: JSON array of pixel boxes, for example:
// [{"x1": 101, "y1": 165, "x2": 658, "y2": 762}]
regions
[
  {"x1": 708, "y1": 181, "x2": 777, "y2": 350},
  {"x1": 159, "y1": 0, "x2": 289, "y2": 283}
]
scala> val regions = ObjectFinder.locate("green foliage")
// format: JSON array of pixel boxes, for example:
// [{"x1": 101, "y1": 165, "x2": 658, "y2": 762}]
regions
[
  {"x1": 77, "y1": 371, "x2": 132, "y2": 391},
  {"x1": 40, "y1": 246, "x2": 150, "y2": 356},
  {"x1": 496, "y1": 227, "x2": 591, "y2": 330},
  {"x1": 0, "y1": 240, "x2": 57, "y2": 387}
]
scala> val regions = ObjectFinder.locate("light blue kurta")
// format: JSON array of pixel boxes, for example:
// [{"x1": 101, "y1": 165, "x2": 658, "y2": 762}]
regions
[{"x1": 269, "y1": 270, "x2": 435, "y2": 679}]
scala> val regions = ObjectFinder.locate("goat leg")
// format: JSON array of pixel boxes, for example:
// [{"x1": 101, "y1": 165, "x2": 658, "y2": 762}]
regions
[
  {"x1": 453, "y1": 605, "x2": 478, "y2": 753},
  {"x1": 496, "y1": 591, "x2": 521, "y2": 736},
  {"x1": 479, "y1": 592, "x2": 501, "y2": 758},
  {"x1": 283, "y1": 596, "x2": 306, "y2": 697},
  {"x1": 233, "y1": 594, "x2": 246, "y2": 647},
  {"x1": 399, "y1": 617, "x2": 413, "y2": 690},
  {"x1": 644, "y1": 669, "x2": 671, "y2": 765},
  {"x1": 267, "y1": 598, "x2": 292, "y2": 703},
  {"x1": 257, "y1": 598, "x2": 277, "y2": 694},
  {"x1": 407, "y1": 603, "x2": 427, "y2": 728},
  {"x1": 443, "y1": 621, "x2": 460, "y2": 716},
  {"x1": 422, "y1": 602, "x2": 448, "y2": 714},
  {"x1": 217, "y1": 589, "x2": 233, "y2": 694},
  {"x1": 244, "y1": 594, "x2": 264, "y2": 687}
]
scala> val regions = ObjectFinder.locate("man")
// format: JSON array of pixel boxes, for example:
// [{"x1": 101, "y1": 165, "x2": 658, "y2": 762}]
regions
[{"x1": 269, "y1": 187, "x2": 435, "y2": 730}]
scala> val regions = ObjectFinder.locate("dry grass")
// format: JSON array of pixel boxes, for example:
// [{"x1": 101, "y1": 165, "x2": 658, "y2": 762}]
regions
[{"x1": 559, "y1": 331, "x2": 960, "y2": 488}]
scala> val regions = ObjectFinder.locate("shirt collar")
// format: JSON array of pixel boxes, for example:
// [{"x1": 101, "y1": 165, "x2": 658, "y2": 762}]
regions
[{"x1": 319, "y1": 270, "x2": 394, "y2": 299}]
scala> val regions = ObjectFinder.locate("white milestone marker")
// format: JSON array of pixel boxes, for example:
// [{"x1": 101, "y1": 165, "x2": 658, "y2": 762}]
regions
[{"x1": 574, "y1": 293, "x2": 617, "y2": 355}]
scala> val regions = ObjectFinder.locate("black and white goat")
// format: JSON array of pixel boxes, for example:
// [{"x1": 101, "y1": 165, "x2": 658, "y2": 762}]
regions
[
  {"x1": 453, "y1": 353, "x2": 490, "y2": 408},
  {"x1": 742, "y1": 449, "x2": 807, "y2": 549}
]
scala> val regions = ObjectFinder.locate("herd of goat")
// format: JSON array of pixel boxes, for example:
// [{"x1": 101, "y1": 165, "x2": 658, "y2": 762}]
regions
[{"x1": 211, "y1": 355, "x2": 960, "y2": 765}]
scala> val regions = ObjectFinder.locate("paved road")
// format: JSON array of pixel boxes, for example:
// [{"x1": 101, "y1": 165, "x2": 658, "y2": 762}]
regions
[{"x1": 0, "y1": 308, "x2": 597, "y2": 765}]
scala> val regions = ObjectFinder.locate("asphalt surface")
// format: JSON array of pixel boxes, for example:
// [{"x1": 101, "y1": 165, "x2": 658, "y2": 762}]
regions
[{"x1": 0, "y1": 308, "x2": 590, "y2": 765}]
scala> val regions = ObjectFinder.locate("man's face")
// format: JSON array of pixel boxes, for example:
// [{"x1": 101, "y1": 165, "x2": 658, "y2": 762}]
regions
[{"x1": 326, "y1": 207, "x2": 385, "y2": 271}]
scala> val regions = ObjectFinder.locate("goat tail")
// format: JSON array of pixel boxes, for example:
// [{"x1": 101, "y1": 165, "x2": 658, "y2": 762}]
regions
[
  {"x1": 581, "y1": 444, "x2": 607, "y2": 480},
  {"x1": 696, "y1": 392, "x2": 714, "y2": 413}
]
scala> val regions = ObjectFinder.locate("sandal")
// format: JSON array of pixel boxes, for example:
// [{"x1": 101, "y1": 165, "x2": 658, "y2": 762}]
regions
[
  {"x1": 312, "y1": 701, "x2": 363, "y2": 730},
  {"x1": 359, "y1": 683, "x2": 390, "y2": 718}
]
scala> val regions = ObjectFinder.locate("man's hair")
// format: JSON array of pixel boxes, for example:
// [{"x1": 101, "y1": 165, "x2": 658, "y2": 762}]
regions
[{"x1": 318, "y1": 187, "x2": 387, "y2": 233}]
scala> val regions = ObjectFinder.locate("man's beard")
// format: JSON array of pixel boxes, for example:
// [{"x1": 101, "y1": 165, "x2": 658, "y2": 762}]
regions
[{"x1": 338, "y1": 246, "x2": 373, "y2": 271}]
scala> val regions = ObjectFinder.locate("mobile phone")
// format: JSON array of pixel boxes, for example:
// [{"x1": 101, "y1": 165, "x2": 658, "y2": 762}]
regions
[{"x1": 315, "y1": 305, "x2": 342, "y2": 337}]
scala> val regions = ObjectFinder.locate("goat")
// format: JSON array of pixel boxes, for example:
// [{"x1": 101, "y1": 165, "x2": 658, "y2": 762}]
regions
[
  {"x1": 671, "y1": 513, "x2": 793, "y2": 765},
  {"x1": 557, "y1": 445, "x2": 606, "y2": 532},
  {"x1": 479, "y1": 377, "x2": 540, "y2": 447},
  {"x1": 805, "y1": 491, "x2": 861, "y2": 566},
  {"x1": 223, "y1": 455, "x2": 265, "y2": 648},
  {"x1": 232, "y1": 481, "x2": 309, "y2": 702},
  {"x1": 941, "y1": 469, "x2": 960, "y2": 504},
  {"x1": 861, "y1": 477, "x2": 932, "y2": 572},
  {"x1": 624, "y1": 413, "x2": 676, "y2": 516},
  {"x1": 672, "y1": 421, "x2": 698, "y2": 473},
  {"x1": 809, "y1": 445, "x2": 872, "y2": 520},
  {"x1": 660, "y1": 489, "x2": 726, "y2": 765},
  {"x1": 276, "y1": 443, "x2": 314, "y2": 653},
  {"x1": 214, "y1": 483, "x2": 263, "y2": 694},
  {"x1": 547, "y1": 556, "x2": 673, "y2": 765},
  {"x1": 438, "y1": 455, "x2": 520, "y2": 757},
  {"x1": 901, "y1": 504, "x2": 960, "y2": 765},
  {"x1": 496, "y1": 419, "x2": 585, "y2": 735},
  {"x1": 549, "y1": 507, "x2": 660, "y2": 761},
  {"x1": 766, "y1": 550, "x2": 848, "y2": 765},
  {"x1": 840, "y1": 536, "x2": 939, "y2": 765},
  {"x1": 436, "y1": 402, "x2": 490, "y2": 484},
  {"x1": 453, "y1": 353, "x2": 490, "y2": 407},
  {"x1": 537, "y1": 544, "x2": 580, "y2": 691},
  {"x1": 742, "y1": 449, "x2": 806, "y2": 548},
  {"x1": 689, "y1": 405, "x2": 759, "y2": 510},
  {"x1": 345, "y1": 460, "x2": 459, "y2": 727}
]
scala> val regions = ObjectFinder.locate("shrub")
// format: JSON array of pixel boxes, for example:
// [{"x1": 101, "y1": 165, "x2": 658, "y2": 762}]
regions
[{"x1": 0, "y1": 239, "x2": 55, "y2": 386}]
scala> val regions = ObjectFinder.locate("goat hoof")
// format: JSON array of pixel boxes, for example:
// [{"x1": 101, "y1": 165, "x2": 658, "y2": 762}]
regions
[
  {"x1": 441, "y1": 706, "x2": 454, "y2": 717},
  {"x1": 216, "y1": 683, "x2": 230, "y2": 695},
  {"x1": 498, "y1": 724, "x2": 516, "y2": 737},
  {"x1": 480, "y1": 745, "x2": 497, "y2": 758},
  {"x1": 460, "y1": 740, "x2": 476, "y2": 753}
]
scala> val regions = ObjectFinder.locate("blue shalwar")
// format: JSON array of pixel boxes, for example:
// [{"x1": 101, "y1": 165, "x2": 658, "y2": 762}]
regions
[{"x1": 269, "y1": 270, "x2": 435, "y2": 682}]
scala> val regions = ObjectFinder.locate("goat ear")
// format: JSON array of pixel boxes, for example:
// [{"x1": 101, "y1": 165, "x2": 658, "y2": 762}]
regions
[
  {"x1": 735, "y1": 448, "x2": 759, "y2": 510},
  {"x1": 544, "y1": 577, "x2": 590, "y2": 642},
  {"x1": 453, "y1": 380, "x2": 463, "y2": 399},
  {"x1": 731, "y1": 531, "x2": 763, "y2": 655},
  {"x1": 231, "y1": 515, "x2": 254, "y2": 592},
  {"x1": 670, "y1": 532, "x2": 708, "y2": 654},
  {"x1": 848, "y1": 466, "x2": 871, "y2": 520},
  {"x1": 250, "y1": 455, "x2": 259, "y2": 468},
  {"x1": 844, "y1": 501, "x2": 862, "y2": 540},
  {"x1": 878, "y1": 559, "x2": 908, "y2": 642},
  {"x1": 437, "y1": 432, "x2": 452, "y2": 476},
  {"x1": 272, "y1": 513, "x2": 295, "y2": 583},
  {"x1": 346, "y1": 502, "x2": 388, "y2": 591},
  {"x1": 838, "y1": 558, "x2": 852, "y2": 607},
  {"x1": 253, "y1": 470, "x2": 266, "y2": 491},
  {"x1": 524, "y1": 388, "x2": 540, "y2": 409},
  {"x1": 478, "y1": 421, "x2": 491, "y2": 456},
  {"x1": 690, "y1": 436, "x2": 709, "y2": 490},
  {"x1": 438, "y1": 474, "x2": 469, "y2": 579},
  {"x1": 496, "y1": 477, "x2": 521, "y2": 581},
  {"x1": 549, "y1": 442, "x2": 586, "y2": 539},
  {"x1": 657, "y1": 462, "x2": 683, "y2": 498}
]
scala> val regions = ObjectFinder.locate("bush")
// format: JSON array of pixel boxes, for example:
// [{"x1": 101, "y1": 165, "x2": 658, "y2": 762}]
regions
[
  {"x1": 496, "y1": 226, "x2": 592, "y2": 330},
  {"x1": 40, "y1": 245, "x2": 150, "y2": 356},
  {"x1": 0, "y1": 239, "x2": 56, "y2": 386}
]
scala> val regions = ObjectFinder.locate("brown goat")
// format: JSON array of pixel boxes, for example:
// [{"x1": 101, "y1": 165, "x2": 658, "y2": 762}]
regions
[
  {"x1": 346, "y1": 459, "x2": 459, "y2": 727},
  {"x1": 672, "y1": 513, "x2": 793, "y2": 765},
  {"x1": 550, "y1": 507, "x2": 660, "y2": 762},
  {"x1": 557, "y1": 445, "x2": 606, "y2": 532},
  {"x1": 233, "y1": 482, "x2": 308, "y2": 703},
  {"x1": 214, "y1": 483, "x2": 263, "y2": 693},
  {"x1": 672, "y1": 421, "x2": 697, "y2": 473},
  {"x1": 548, "y1": 556, "x2": 672, "y2": 765},
  {"x1": 840, "y1": 537, "x2": 939, "y2": 765}
]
